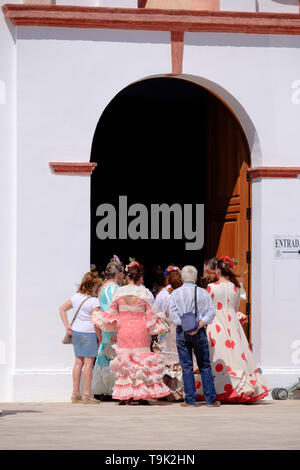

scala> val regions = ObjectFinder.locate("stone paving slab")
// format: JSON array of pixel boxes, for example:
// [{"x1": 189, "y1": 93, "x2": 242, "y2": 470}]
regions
[{"x1": 0, "y1": 400, "x2": 299, "y2": 450}]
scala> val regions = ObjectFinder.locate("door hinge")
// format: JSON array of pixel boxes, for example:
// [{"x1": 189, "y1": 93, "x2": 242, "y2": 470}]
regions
[
  {"x1": 246, "y1": 250, "x2": 251, "y2": 264},
  {"x1": 246, "y1": 302, "x2": 251, "y2": 316},
  {"x1": 246, "y1": 207, "x2": 251, "y2": 220}
]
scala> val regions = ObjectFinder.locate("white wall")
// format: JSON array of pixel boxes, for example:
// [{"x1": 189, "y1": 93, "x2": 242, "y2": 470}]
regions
[
  {"x1": 0, "y1": 0, "x2": 21, "y2": 402},
  {"x1": 252, "y1": 178, "x2": 300, "y2": 387},
  {"x1": 12, "y1": 27, "x2": 170, "y2": 400},
  {"x1": 220, "y1": 0, "x2": 256, "y2": 11}
]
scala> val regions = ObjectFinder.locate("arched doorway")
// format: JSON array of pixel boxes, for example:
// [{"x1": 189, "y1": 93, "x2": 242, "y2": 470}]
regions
[{"x1": 90, "y1": 76, "x2": 251, "y2": 337}]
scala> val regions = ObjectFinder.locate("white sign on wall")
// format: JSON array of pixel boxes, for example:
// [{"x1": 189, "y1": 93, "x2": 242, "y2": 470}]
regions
[{"x1": 274, "y1": 235, "x2": 300, "y2": 259}]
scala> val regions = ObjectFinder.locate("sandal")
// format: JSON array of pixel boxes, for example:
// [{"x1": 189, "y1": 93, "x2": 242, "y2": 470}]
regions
[
  {"x1": 82, "y1": 394, "x2": 101, "y2": 404},
  {"x1": 71, "y1": 393, "x2": 83, "y2": 403}
]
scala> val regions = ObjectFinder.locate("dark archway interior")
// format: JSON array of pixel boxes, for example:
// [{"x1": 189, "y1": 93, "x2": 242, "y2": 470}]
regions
[{"x1": 90, "y1": 77, "x2": 239, "y2": 288}]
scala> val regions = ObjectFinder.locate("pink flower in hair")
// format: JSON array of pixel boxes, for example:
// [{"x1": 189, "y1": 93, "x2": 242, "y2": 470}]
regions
[{"x1": 125, "y1": 258, "x2": 140, "y2": 272}]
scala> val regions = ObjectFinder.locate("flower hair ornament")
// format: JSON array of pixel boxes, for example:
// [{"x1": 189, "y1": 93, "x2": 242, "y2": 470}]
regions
[
  {"x1": 220, "y1": 256, "x2": 236, "y2": 270},
  {"x1": 109, "y1": 254, "x2": 122, "y2": 265},
  {"x1": 163, "y1": 265, "x2": 181, "y2": 275},
  {"x1": 125, "y1": 257, "x2": 141, "y2": 272}
]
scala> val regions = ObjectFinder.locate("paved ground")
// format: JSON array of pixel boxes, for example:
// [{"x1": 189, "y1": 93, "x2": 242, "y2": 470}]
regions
[{"x1": 0, "y1": 399, "x2": 299, "y2": 450}]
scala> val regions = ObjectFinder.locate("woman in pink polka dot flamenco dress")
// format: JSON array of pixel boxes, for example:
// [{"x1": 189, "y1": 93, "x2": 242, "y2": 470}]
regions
[
  {"x1": 92, "y1": 262, "x2": 170, "y2": 405},
  {"x1": 195, "y1": 256, "x2": 271, "y2": 404}
]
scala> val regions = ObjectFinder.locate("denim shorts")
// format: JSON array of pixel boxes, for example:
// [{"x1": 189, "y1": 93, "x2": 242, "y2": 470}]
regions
[{"x1": 72, "y1": 330, "x2": 98, "y2": 357}]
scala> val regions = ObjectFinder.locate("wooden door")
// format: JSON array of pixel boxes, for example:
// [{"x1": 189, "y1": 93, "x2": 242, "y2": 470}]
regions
[{"x1": 205, "y1": 93, "x2": 251, "y2": 340}]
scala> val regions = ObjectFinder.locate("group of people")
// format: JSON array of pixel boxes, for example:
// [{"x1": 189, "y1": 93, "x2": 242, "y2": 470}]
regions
[{"x1": 59, "y1": 255, "x2": 270, "y2": 406}]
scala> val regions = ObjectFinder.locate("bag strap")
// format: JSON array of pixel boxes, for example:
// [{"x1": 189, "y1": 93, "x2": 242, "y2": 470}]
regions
[
  {"x1": 194, "y1": 285, "x2": 198, "y2": 318},
  {"x1": 70, "y1": 296, "x2": 91, "y2": 326}
]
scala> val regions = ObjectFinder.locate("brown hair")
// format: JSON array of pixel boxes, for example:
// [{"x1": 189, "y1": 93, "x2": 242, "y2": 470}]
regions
[
  {"x1": 153, "y1": 272, "x2": 166, "y2": 288},
  {"x1": 77, "y1": 271, "x2": 101, "y2": 296},
  {"x1": 217, "y1": 258, "x2": 241, "y2": 288},
  {"x1": 127, "y1": 264, "x2": 144, "y2": 284},
  {"x1": 167, "y1": 270, "x2": 183, "y2": 291},
  {"x1": 204, "y1": 256, "x2": 218, "y2": 271},
  {"x1": 201, "y1": 270, "x2": 218, "y2": 289},
  {"x1": 105, "y1": 260, "x2": 124, "y2": 279}
]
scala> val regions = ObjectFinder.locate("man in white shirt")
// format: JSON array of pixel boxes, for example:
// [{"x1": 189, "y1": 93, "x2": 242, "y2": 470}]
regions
[{"x1": 169, "y1": 265, "x2": 220, "y2": 407}]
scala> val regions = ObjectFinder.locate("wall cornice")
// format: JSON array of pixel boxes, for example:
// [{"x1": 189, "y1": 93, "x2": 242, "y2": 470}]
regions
[
  {"x1": 49, "y1": 162, "x2": 97, "y2": 175},
  {"x1": 248, "y1": 166, "x2": 300, "y2": 179},
  {"x1": 3, "y1": 4, "x2": 300, "y2": 35}
]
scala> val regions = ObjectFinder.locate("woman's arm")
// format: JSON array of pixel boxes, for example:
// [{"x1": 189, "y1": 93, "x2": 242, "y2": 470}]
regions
[
  {"x1": 59, "y1": 300, "x2": 73, "y2": 335},
  {"x1": 92, "y1": 307, "x2": 102, "y2": 343}
]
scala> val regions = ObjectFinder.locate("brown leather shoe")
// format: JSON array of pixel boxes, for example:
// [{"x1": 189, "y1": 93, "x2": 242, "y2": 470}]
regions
[{"x1": 206, "y1": 400, "x2": 221, "y2": 407}]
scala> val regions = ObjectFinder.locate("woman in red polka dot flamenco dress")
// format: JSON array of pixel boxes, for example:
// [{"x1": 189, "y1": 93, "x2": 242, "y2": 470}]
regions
[
  {"x1": 92, "y1": 262, "x2": 170, "y2": 405},
  {"x1": 195, "y1": 256, "x2": 271, "y2": 403}
]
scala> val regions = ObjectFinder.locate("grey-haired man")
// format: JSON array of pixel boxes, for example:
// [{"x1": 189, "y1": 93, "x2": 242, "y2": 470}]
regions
[{"x1": 169, "y1": 265, "x2": 220, "y2": 407}]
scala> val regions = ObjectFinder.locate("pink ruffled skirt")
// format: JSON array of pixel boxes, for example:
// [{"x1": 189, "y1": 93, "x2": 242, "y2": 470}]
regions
[{"x1": 110, "y1": 346, "x2": 171, "y2": 401}]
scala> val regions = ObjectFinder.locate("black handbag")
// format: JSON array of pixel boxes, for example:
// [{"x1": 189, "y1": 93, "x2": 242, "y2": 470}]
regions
[{"x1": 181, "y1": 286, "x2": 199, "y2": 333}]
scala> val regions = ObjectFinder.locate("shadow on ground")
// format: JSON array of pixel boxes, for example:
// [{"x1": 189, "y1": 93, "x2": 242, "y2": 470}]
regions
[{"x1": 0, "y1": 410, "x2": 42, "y2": 416}]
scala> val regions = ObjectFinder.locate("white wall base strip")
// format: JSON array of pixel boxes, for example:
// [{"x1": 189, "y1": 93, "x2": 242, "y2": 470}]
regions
[
  {"x1": 6, "y1": 367, "x2": 300, "y2": 402},
  {"x1": 12, "y1": 369, "x2": 73, "y2": 402}
]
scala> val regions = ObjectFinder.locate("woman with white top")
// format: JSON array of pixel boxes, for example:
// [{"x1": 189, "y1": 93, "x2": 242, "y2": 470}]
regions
[{"x1": 59, "y1": 271, "x2": 101, "y2": 404}]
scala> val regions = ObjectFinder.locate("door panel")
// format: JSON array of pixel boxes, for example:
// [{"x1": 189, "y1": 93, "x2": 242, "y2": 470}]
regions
[{"x1": 205, "y1": 93, "x2": 251, "y2": 339}]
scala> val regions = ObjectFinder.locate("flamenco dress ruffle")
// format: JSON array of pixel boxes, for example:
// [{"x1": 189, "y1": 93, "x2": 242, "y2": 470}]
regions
[
  {"x1": 110, "y1": 346, "x2": 171, "y2": 401},
  {"x1": 92, "y1": 299, "x2": 171, "y2": 401},
  {"x1": 91, "y1": 331, "x2": 116, "y2": 396}
]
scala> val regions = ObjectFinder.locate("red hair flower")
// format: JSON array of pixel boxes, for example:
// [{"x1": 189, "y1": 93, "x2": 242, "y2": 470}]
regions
[{"x1": 220, "y1": 256, "x2": 234, "y2": 270}]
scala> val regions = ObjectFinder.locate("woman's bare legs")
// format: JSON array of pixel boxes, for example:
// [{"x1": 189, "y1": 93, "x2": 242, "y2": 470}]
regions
[
  {"x1": 72, "y1": 356, "x2": 84, "y2": 395},
  {"x1": 83, "y1": 357, "x2": 95, "y2": 396}
]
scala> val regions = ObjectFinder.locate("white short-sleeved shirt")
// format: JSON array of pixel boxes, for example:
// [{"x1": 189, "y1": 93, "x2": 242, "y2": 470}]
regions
[
  {"x1": 153, "y1": 288, "x2": 170, "y2": 319},
  {"x1": 71, "y1": 293, "x2": 100, "y2": 334}
]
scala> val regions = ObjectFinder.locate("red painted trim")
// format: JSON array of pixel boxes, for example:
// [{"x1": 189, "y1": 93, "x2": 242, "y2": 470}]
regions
[
  {"x1": 171, "y1": 31, "x2": 184, "y2": 75},
  {"x1": 3, "y1": 4, "x2": 300, "y2": 35},
  {"x1": 248, "y1": 167, "x2": 300, "y2": 179},
  {"x1": 49, "y1": 162, "x2": 97, "y2": 175}
]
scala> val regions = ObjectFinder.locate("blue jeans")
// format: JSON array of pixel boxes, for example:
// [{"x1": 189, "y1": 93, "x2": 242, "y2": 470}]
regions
[{"x1": 176, "y1": 326, "x2": 216, "y2": 405}]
